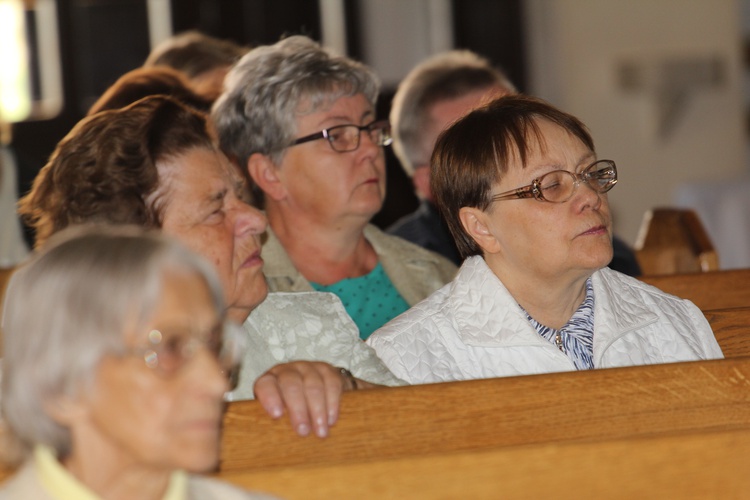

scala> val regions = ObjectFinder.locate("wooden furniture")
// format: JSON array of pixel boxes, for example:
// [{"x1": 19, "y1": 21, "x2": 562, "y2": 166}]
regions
[
  {"x1": 634, "y1": 207, "x2": 719, "y2": 275},
  {"x1": 222, "y1": 427, "x2": 750, "y2": 499},
  {"x1": 705, "y1": 307, "x2": 750, "y2": 359},
  {"x1": 640, "y1": 268, "x2": 750, "y2": 310},
  {"x1": 217, "y1": 355, "x2": 750, "y2": 476}
]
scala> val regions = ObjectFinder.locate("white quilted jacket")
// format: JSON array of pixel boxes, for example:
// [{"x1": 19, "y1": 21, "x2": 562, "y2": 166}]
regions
[{"x1": 367, "y1": 256, "x2": 724, "y2": 384}]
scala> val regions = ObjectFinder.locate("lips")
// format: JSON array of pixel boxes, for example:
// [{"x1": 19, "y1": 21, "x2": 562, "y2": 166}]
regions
[
  {"x1": 579, "y1": 225, "x2": 607, "y2": 237},
  {"x1": 241, "y1": 249, "x2": 263, "y2": 268}
]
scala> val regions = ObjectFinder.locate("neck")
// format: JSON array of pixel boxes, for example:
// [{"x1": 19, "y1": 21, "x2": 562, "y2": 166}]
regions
[
  {"x1": 227, "y1": 306, "x2": 252, "y2": 324},
  {"x1": 485, "y1": 255, "x2": 589, "y2": 330},
  {"x1": 65, "y1": 427, "x2": 172, "y2": 500},
  {"x1": 267, "y1": 206, "x2": 377, "y2": 285}
]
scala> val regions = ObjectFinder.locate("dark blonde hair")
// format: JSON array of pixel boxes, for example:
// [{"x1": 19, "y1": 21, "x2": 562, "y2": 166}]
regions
[{"x1": 431, "y1": 94, "x2": 595, "y2": 258}]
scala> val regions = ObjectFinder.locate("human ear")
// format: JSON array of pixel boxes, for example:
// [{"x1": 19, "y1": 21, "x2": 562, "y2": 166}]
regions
[
  {"x1": 458, "y1": 206, "x2": 502, "y2": 255},
  {"x1": 44, "y1": 394, "x2": 89, "y2": 427},
  {"x1": 247, "y1": 153, "x2": 286, "y2": 202}
]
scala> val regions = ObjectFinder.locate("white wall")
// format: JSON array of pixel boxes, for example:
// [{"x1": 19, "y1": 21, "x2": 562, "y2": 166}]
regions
[{"x1": 525, "y1": 0, "x2": 745, "y2": 246}]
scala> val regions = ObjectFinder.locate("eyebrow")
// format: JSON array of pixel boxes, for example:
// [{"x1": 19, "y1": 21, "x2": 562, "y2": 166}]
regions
[{"x1": 203, "y1": 187, "x2": 228, "y2": 207}]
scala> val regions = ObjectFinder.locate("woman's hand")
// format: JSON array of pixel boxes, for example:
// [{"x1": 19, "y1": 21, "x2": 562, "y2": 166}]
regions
[{"x1": 253, "y1": 361, "x2": 370, "y2": 437}]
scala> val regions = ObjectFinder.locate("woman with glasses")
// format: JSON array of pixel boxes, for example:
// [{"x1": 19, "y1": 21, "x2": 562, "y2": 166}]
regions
[
  {"x1": 367, "y1": 95, "x2": 722, "y2": 383},
  {"x1": 212, "y1": 36, "x2": 456, "y2": 340},
  {"x1": 19, "y1": 95, "x2": 404, "y2": 441},
  {"x1": 0, "y1": 227, "x2": 275, "y2": 499}
]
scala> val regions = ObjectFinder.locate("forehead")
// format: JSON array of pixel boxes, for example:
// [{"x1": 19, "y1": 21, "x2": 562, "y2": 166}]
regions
[
  {"x1": 158, "y1": 147, "x2": 242, "y2": 198},
  {"x1": 511, "y1": 118, "x2": 591, "y2": 168},
  {"x1": 295, "y1": 92, "x2": 373, "y2": 120}
]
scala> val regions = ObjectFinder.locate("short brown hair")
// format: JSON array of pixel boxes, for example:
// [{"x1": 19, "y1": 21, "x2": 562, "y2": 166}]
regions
[
  {"x1": 19, "y1": 95, "x2": 215, "y2": 248},
  {"x1": 431, "y1": 94, "x2": 595, "y2": 258},
  {"x1": 145, "y1": 31, "x2": 249, "y2": 79}
]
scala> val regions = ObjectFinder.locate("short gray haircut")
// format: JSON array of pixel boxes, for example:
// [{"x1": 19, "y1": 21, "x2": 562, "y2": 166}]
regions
[
  {"x1": 1, "y1": 225, "x2": 224, "y2": 461},
  {"x1": 390, "y1": 50, "x2": 516, "y2": 176},
  {"x1": 212, "y1": 35, "x2": 380, "y2": 169}
]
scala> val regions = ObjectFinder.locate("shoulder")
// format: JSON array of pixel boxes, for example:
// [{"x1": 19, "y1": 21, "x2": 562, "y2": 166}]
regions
[
  {"x1": 386, "y1": 208, "x2": 431, "y2": 241},
  {"x1": 595, "y1": 267, "x2": 690, "y2": 307},
  {"x1": 365, "y1": 225, "x2": 457, "y2": 276},
  {"x1": 188, "y1": 475, "x2": 279, "y2": 500},
  {"x1": 368, "y1": 283, "x2": 453, "y2": 346},
  {"x1": 593, "y1": 267, "x2": 712, "y2": 335},
  {"x1": 0, "y1": 461, "x2": 50, "y2": 499},
  {"x1": 251, "y1": 291, "x2": 353, "y2": 328}
]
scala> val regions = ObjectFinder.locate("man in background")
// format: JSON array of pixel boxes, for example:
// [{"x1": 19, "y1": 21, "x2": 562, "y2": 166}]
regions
[
  {"x1": 387, "y1": 51, "x2": 515, "y2": 265},
  {"x1": 388, "y1": 50, "x2": 641, "y2": 276}
]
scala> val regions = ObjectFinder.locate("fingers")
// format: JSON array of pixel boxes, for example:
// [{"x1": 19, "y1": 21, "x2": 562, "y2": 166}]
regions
[{"x1": 253, "y1": 361, "x2": 347, "y2": 438}]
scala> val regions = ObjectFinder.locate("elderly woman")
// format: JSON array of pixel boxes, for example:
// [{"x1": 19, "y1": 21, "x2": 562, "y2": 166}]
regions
[
  {"x1": 367, "y1": 95, "x2": 723, "y2": 383},
  {"x1": 212, "y1": 36, "x2": 456, "y2": 340},
  {"x1": 0, "y1": 227, "x2": 274, "y2": 498},
  {"x1": 19, "y1": 95, "x2": 402, "y2": 439}
]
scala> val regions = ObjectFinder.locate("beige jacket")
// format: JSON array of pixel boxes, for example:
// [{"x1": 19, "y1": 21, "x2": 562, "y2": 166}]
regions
[{"x1": 261, "y1": 224, "x2": 457, "y2": 306}]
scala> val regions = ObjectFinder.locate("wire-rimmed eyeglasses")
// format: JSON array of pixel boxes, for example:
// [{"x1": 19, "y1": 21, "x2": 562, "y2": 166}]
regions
[
  {"x1": 291, "y1": 120, "x2": 393, "y2": 153},
  {"x1": 124, "y1": 320, "x2": 246, "y2": 390},
  {"x1": 491, "y1": 159, "x2": 618, "y2": 204}
]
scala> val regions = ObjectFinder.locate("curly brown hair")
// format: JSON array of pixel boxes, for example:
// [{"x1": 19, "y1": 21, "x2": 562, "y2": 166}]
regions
[{"x1": 19, "y1": 95, "x2": 216, "y2": 248}]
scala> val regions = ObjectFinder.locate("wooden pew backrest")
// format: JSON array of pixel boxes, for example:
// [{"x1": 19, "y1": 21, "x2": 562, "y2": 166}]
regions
[
  {"x1": 640, "y1": 268, "x2": 750, "y2": 310},
  {"x1": 219, "y1": 356, "x2": 750, "y2": 473},
  {"x1": 705, "y1": 307, "x2": 750, "y2": 358},
  {"x1": 635, "y1": 207, "x2": 718, "y2": 275}
]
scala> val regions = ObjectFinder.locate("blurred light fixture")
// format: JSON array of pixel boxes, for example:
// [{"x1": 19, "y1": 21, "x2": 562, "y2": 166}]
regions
[{"x1": 0, "y1": 0, "x2": 62, "y2": 124}]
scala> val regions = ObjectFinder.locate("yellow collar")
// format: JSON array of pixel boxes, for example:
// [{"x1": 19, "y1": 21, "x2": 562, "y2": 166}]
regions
[{"x1": 34, "y1": 445, "x2": 188, "y2": 500}]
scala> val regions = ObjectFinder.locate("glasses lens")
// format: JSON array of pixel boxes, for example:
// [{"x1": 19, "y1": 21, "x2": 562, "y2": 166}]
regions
[
  {"x1": 587, "y1": 161, "x2": 618, "y2": 192},
  {"x1": 537, "y1": 170, "x2": 574, "y2": 202},
  {"x1": 368, "y1": 121, "x2": 392, "y2": 147},
  {"x1": 328, "y1": 125, "x2": 359, "y2": 152},
  {"x1": 146, "y1": 330, "x2": 193, "y2": 375}
]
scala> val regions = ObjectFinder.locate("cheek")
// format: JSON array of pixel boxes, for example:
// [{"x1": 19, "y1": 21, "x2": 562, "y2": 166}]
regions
[{"x1": 89, "y1": 371, "x2": 174, "y2": 459}]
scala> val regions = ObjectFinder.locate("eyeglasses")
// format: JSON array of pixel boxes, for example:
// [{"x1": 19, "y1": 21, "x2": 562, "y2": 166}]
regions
[
  {"x1": 125, "y1": 320, "x2": 246, "y2": 389},
  {"x1": 491, "y1": 160, "x2": 618, "y2": 204},
  {"x1": 291, "y1": 120, "x2": 393, "y2": 153}
]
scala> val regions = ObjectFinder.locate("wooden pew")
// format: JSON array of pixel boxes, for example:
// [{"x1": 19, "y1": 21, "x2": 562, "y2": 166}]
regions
[
  {"x1": 218, "y1": 356, "x2": 750, "y2": 474},
  {"x1": 706, "y1": 306, "x2": 750, "y2": 358},
  {"x1": 634, "y1": 207, "x2": 719, "y2": 275},
  {"x1": 222, "y1": 427, "x2": 750, "y2": 499},
  {"x1": 640, "y1": 268, "x2": 750, "y2": 311}
]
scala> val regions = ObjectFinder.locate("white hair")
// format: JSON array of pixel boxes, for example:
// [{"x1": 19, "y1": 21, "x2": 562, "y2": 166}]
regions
[{"x1": 1, "y1": 225, "x2": 224, "y2": 461}]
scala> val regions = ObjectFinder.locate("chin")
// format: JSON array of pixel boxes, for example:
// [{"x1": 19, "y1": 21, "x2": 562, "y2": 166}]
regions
[{"x1": 173, "y1": 442, "x2": 221, "y2": 473}]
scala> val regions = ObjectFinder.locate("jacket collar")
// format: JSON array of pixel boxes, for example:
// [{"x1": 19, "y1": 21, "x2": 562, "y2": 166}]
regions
[{"x1": 449, "y1": 257, "x2": 659, "y2": 356}]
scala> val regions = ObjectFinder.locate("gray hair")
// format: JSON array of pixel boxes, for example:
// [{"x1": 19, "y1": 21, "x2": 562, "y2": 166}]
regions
[
  {"x1": 390, "y1": 50, "x2": 516, "y2": 176},
  {"x1": 1, "y1": 225, "x2": 224, "y2": 461},
  {"x1": 212, "y1": 35, "x2": 380, "y2": 169}
]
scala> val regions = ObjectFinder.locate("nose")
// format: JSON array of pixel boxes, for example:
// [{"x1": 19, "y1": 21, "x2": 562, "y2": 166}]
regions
[
  {"x1": 233, "y1": 201, "x2": 267, "y2": 236},
  {"x1": 572, "y1": 175, "x2": 603, "y2": 210},
  {"x1": 357, "y1": 128, "x2": 381, "y2": 157},
  {"x1": 191, "y1": 347, "x2": 231, "y2": 397}
]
